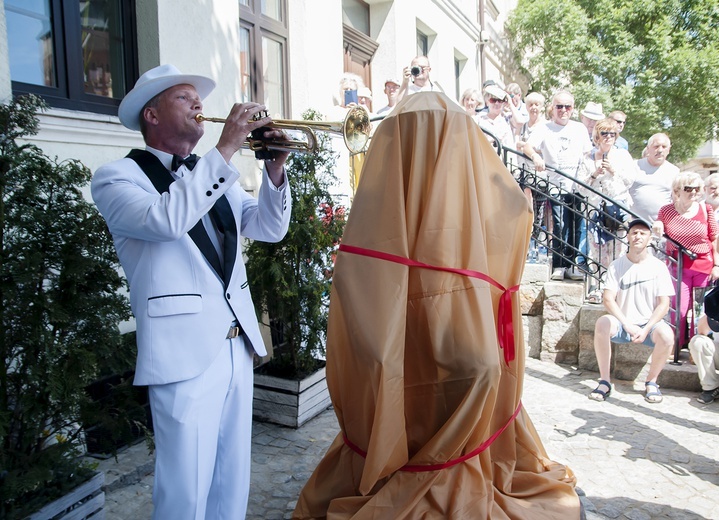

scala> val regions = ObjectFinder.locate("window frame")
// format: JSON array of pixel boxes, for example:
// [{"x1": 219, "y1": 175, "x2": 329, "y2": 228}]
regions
[
  {"x1": 239, "y1": 0, "x2": 290, "y2": 118},
  {"x1": 8, "y1": 0, "x2": 138, "y2": 115}
]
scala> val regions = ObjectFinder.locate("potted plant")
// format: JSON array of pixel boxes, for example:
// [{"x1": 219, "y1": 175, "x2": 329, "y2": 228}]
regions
[
  {"x1": 0, "y1": 95, "x2": 132, "y2": 518},
  {"x1": 245, "y1": 109, "x2": 346, "y2": 427}
]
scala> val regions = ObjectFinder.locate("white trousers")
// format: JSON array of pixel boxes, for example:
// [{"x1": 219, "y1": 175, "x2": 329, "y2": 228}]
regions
[
  {"x1": 688, "y1": 334, "x2": 719, "y2": 391},
  {"x1": 149, "y1": 335, "x2": 254, "y2": 520}
]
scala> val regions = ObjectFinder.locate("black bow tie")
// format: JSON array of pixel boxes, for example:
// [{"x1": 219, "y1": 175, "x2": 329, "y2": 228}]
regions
[{"x1": 171, "y1": 153, "x2": 198, "y2": 172}]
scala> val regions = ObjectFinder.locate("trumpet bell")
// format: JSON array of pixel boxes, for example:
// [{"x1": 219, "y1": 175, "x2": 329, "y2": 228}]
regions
[{"x1": 342, "y1": 106, "x2": 372, "y2": 154}]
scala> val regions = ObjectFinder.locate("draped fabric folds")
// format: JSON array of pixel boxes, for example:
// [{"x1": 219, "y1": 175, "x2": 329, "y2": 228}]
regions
[{"x1": 294, "y1": 93, "x2": 580, "y2": 519}]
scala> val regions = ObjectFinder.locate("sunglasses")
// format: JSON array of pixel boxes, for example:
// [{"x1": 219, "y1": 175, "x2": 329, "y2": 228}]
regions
[
  {"x1": 683, "y1": 186, "x2": 702, "y2": 193},
  {"x1": 489, "y1": 97, "x2": 505, "y2": 104},
  {"x1": 555, "y1": 104, "x2": 573, "y2": 110},
  {"x1": 600, "y1": 131, "x2": 617, "y2": 137},
  {"x1": 613, "y1": 119, "x2": 626, "y2": 125}
]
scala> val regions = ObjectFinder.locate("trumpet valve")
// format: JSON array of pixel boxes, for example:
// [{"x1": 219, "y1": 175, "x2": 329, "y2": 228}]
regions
[{"x1": 252, "y1": 110, "x2": 269, "y2": 122}]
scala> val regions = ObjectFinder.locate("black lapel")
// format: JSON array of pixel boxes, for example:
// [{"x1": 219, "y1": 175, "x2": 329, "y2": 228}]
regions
[
  {"x1": 126, "y1": 149, "x2": 225, "y2": 281},
  {"x1": 210, "y1": 196, "x2": 238, "y2": 287}
]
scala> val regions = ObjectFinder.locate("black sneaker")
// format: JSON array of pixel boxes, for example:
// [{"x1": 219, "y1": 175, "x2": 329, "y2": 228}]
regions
[{"x1": 696, "y1": 387, "x2": 719, "y2": 404}]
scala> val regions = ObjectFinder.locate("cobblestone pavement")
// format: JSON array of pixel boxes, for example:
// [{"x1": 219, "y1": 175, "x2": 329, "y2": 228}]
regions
[{"x1": 101, "y1": 356, "x2": 719, "y2": 519}]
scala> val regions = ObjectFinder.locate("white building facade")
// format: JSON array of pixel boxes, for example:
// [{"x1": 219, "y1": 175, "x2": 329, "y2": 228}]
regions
[{"x1": 1, "y1": 0, "x2": 522, "y2": 200}]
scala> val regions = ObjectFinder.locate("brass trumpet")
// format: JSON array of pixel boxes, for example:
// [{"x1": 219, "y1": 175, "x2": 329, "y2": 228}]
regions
[{"x1": 195, "y1": 106, "x2": 373, "y2": 155}]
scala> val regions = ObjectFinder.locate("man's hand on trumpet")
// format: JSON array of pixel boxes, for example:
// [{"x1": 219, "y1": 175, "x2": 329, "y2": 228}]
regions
[
  {"x1": 215, "y1": 102, "x2": 269, "y2": 162},
  {"x1": 214, "y1": 102, "x2": 288, "y2": 186}
]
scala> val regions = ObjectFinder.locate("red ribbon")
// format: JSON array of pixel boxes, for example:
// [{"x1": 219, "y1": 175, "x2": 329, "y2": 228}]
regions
[
  {"x1": 338, "y1": 243, "x2": 519, "y2": 364},
  {"x1": 342, "y1": 402, "x2": 523, "y2": 472}
]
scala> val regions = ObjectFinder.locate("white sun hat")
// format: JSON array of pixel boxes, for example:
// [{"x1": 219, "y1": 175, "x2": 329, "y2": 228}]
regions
[
  {"x1": 580, "y1": 102, "x2": 605, "y2": 121},
  {"x1": 118, "y1": 64, "x2": 216, "y2": 131}
]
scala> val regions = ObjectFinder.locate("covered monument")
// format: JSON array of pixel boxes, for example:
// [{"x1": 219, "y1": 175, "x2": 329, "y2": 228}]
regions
[{"x1": 294, "y1": 92, "x2": 581, "y2": 519}]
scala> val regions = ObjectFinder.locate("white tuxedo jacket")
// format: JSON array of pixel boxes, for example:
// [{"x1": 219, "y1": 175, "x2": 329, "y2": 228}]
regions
[{"x1": 91, "y1": 147, "x2": 291, "y2": 385}]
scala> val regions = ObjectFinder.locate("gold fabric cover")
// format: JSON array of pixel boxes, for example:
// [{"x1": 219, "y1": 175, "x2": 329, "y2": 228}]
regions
[{"x1": 294, "y1": 93, "x2": 580, "y2": 519}]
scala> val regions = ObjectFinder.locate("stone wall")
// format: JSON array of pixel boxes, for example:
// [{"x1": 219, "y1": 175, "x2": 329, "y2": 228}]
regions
[{"x1": 519, "y1": 263, "x2": 584, "y2": 364}]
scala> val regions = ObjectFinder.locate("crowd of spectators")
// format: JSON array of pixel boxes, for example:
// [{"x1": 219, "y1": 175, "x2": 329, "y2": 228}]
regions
[{"x1": 332, "y1": 59, "x2": 717, "y2": 404}]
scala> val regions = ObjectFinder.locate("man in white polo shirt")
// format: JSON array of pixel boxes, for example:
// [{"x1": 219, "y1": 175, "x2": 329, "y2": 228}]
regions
[{"x1": 524, "y1": 90, "x2": 592, "y2": 281}]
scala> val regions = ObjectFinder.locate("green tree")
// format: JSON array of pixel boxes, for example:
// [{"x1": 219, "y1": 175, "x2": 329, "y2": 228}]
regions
[
  {"x1": 0, "y1": 95, "x2": 132, "y2": 518},
  {"x1": 506, "y1": 0, "x2": 719, "y2": 161},
  {"x1": 245, "y1": 109, "x2": 345, "y2": 379}
]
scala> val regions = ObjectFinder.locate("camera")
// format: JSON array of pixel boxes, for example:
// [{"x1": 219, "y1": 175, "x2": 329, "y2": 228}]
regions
[{"x1": 410, "y1": 66, "x2": 421, "y2": 76}]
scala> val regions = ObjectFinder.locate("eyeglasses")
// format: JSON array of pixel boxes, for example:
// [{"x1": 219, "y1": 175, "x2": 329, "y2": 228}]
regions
[
  {"x1": 683, "y1": 186, "x2": 703, "y2": 193},
  {"x1": 489, "y1": 98, "x2": 505, "y2": 104},
  {"x1": 555, "y1": 104, "x2": 573, "y2": 110},
  {"x1": 600, "y1": 131, "x2": 617, "y2": 137}
]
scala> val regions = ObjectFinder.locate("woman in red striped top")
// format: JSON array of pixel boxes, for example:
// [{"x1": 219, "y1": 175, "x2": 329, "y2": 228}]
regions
[{"x1": 653, "y1": 172, "x2": 719, "y2": 347}]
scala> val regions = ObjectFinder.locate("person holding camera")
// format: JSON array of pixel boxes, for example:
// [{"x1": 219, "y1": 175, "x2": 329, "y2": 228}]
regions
[
  {"x1": 397, "y1": 56, "x2": 441, "y2": 101},
  {"x1": 576, "y1": 118, "x2": 638, "y2": 303}
]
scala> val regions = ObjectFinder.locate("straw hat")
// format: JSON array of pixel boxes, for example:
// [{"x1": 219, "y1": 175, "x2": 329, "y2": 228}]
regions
[{"x1": 118, "y1": 64, "x2": 216, "y2": 131}]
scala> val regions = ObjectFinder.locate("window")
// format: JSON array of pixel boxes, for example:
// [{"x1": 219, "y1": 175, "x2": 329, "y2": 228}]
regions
[
  {"x1": 240, "y1": 0, "x2": 289, "y2": 118},
  {"x1": 453, "y1": 51, "x2": 468, "y2": 102},
  {"x1": 6, "y1": 0, "x2": 137, "y2": 115},
  {"x1": 342, "y1": 0, "x2": 370, "y2": 35},
  {"x1": 454, "y1": 58, "x2": 461, "y2": 100},
  {"x1": 417, "y1": 31, "x2": 428, "y2": 57}
]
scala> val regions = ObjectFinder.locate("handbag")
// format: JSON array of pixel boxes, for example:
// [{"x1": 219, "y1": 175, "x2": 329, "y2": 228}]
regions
[{"x1": 600, "y1": 200, "x2": 624, "y2": 232}]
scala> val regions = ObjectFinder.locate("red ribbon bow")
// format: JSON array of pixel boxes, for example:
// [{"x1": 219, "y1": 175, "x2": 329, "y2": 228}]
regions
[{"x1": 338, "y1": 244, "x2": 519, "y2": 364}]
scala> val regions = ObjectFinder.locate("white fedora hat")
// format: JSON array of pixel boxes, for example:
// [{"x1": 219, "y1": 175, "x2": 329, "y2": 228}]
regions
[
  {"x1": 580, "y1": 101, "x2": 605, "y2": 121},
  {"x1": 118, "y1": 64, "x2": 216, "y2": 131}
]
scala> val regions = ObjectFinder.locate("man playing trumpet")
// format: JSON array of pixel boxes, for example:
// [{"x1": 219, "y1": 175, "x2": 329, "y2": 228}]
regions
[{"x1": 91, "y1": 64, "x2": 292, "y2": 519}]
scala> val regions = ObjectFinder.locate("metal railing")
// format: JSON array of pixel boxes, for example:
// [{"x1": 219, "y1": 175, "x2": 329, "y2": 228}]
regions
[{"x1": 481, "y1": 130, "x2": 690, "y2": 362}]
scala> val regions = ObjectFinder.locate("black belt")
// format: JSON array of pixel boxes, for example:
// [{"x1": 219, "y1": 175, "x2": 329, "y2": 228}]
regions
[{"x1": 226, "y1": 322, "x2": 243, "y2": 339}]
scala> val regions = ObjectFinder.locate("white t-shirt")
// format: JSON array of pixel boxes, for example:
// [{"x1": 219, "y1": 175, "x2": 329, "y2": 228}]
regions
[
  {"x1": 629, "y1": 158, "x2": 680, "y2": 223},
  {"x1": 526, "y1": 120, "x2": 592, "y2": 191},
  {"x1": 477, "y1": 112, "x2": 514, "y2": 148},
  {"x1": 376, "y1": 104, "x2": 393, "y2": 115},
  {"x1": 407, "y1": 82, "x2": 439, "y2": 95},
  {"x1": 605, "y1": 254, "x2": 675, "y2": 325}
]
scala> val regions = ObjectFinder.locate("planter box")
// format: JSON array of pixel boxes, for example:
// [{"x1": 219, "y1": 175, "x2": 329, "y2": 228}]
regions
[
  {"x1": 28, "y1": 472, "x2": 105, "y2": 520},
  {"x1": 253, "y1": 366, "x2": 331, "y2": 428}
]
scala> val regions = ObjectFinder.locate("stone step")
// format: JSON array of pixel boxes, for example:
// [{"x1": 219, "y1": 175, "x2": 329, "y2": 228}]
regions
[
  {"x1": 519, "y1": 262, "x2": 702, "y2": 393},
  {"x1": 578, "y1": 304, "x2": 700, "y2": 392}
]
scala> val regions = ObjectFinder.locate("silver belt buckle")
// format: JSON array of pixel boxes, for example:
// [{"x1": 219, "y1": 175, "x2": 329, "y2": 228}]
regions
[{"x1": 226, "y1": 325, "x2": 241, "y2": 339}]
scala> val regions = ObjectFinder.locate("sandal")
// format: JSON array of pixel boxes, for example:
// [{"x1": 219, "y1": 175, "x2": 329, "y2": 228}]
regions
[
  {"x1": 645, "y1": 381, "x2": 663, "y2": 403},
  {"x1": 589, "y1": 379, "x2": 612, "y2": 401},
  {"x1": 587, "y1": 289, "x2": 603, "y2": 304}
]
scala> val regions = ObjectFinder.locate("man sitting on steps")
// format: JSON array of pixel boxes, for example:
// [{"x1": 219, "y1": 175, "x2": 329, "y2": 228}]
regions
[
  {"x1": 589, "y1": 218, "x2": 675, "y2": 403},
  {"x1": 688, "y1": 286, "x2": 719, "y2": 404}
]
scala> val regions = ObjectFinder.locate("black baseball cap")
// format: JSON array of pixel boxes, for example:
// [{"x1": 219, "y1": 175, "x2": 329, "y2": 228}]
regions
[
  {"x1": 626, "y1": 218, "x2": 651, "y2": 231},
  {"x1": 704, "y1": 286, "x2": 719, "y2": 332}
]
